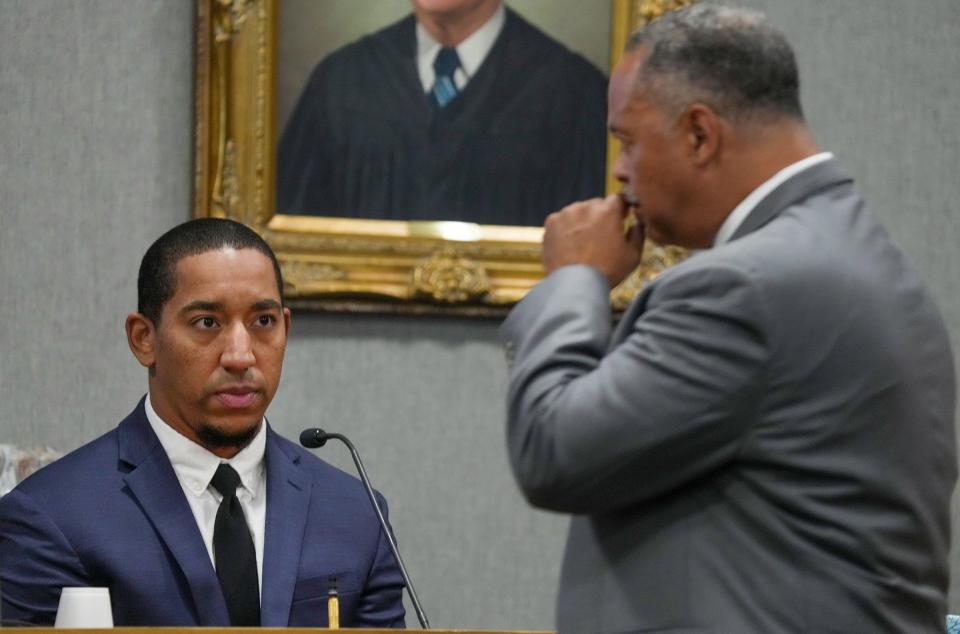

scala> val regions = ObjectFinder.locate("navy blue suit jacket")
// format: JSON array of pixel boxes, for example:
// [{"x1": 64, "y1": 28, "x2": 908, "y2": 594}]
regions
[{"x1": 0, "y1": 399, "x2": 406, "y2": 627}]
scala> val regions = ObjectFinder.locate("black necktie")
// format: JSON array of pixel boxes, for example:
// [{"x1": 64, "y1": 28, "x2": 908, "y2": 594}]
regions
[
  {"x1": 211, "y1": 463, "x2": 260, "y2": 626},
  {"x1": 431, "y1": 47, "x2": 461, "y2": 107}
]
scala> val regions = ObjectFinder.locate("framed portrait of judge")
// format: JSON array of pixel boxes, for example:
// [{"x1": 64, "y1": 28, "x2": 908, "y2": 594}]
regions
[{"x1": 194, "y1": 0, "x2": 689, "y2": 315}]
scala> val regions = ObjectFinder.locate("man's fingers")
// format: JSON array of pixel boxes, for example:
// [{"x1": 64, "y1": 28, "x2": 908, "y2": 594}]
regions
[{"x1": 541, "y1": 195, "x2": 642, "y2": 280}]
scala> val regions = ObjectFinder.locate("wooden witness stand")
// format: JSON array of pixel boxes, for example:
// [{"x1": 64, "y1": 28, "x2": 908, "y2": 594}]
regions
[
  {"x1": 3, "y1": 627, "x2": 554, "y2": 634},
  {"x1": 8, "y1": 630, "x2": 554, "y2": 634}
]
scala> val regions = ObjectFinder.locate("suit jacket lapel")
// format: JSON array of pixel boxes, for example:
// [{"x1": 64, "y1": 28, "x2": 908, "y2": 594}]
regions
[
  {"x1": 118, "y1": 401, "x2": 230, "y2": 625},
  {"x1": 730, "y1": 158, "x2": 853, "y2": 242},
  {"x1": 260, "y1": 427, "x2": 311, "y2": 626}
]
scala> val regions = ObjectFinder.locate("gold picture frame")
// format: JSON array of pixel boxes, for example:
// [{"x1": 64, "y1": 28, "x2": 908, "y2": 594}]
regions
[{"x1": 194, "y1": 0, "x2": 690, "y2": 316}]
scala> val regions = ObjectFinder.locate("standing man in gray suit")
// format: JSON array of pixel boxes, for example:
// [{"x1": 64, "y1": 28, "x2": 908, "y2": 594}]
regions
[{"x1": 501, "y1": 5, "x2": 956, "y2": 633}]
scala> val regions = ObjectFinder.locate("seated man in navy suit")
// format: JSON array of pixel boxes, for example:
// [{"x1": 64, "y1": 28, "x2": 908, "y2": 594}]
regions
[{"x1": 0, "y1": 218, "x2": 406, "y2": 627}]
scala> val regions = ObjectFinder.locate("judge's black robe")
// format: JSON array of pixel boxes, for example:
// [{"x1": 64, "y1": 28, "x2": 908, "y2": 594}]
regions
[{"x1": 277, "y1": 9, "x2": 608, "y2": 226}]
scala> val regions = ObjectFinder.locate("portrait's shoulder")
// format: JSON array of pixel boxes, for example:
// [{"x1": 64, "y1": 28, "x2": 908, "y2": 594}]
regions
[
  {"x1": 300, "y1": 13, "x2": 416, "y2": 89},
  {"x1": 502, "y1": 8, "x2": 606, "y2": 83},
  {"x1": 318, "y1": 13, "x2": 416, "y2": 68}
]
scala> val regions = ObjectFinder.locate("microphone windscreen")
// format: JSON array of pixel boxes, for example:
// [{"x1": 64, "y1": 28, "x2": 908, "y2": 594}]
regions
[{"x1": 299, "y1": 428, "x2": 327, "y2": 448}]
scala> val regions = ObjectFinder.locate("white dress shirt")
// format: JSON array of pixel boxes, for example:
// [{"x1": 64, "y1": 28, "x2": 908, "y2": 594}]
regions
[
  {"x1": 416, "y1": 3, "x2": 506, "y2": 92},
  {"x1": 713, "y1": 151, "x2": 835, "y2": 247},
  {"x1": 145, "y1": 393, "x2": 267, "y2": 597}
]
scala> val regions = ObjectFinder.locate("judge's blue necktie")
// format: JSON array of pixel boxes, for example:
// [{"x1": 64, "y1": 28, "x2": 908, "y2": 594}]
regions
[{"x1": 431, "y1": 47, "x2": 461, "y2": 108}]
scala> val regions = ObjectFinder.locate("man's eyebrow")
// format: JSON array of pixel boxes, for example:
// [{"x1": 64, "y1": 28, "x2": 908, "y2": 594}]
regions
[
  {"x1": 251, "y1": 299, "x2": 282, "y2": 311},
  {"x1": 180, "y1": 300, "x2": 224, "y2": 313}
]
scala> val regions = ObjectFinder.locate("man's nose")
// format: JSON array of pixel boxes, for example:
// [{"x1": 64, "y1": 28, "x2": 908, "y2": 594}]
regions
[
  {"x1": 221, "y1": 323, "x2": 256, "y2": 371},
  {"x1": 612, "y1": 152, "x2": 630, "y2": 183}
]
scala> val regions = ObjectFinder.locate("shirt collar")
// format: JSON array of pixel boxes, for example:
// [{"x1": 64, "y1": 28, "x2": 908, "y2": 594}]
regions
[
  {"x1": 713, "y1": 151, "x2": 835, "y2": 247},
  {"x1": 416, "y1": 3, "x2": 505, "y2": 87},
  {"x1": 145, "y1": 392, "x2": 267, "y2": 498}
]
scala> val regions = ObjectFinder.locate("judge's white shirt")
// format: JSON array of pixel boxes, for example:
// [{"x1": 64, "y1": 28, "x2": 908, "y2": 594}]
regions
[{"x1": 416, "y1": 3, "x2": 506, "y2": 92}]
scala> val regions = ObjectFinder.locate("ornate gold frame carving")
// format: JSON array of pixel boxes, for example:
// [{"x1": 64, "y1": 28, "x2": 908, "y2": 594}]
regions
[{"x1": 195, "y1": 0, "x2": 691, "y2": 315}]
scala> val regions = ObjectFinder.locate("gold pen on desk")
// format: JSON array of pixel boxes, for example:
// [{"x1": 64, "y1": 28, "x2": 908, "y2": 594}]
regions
[{"x1": 327, "y1": 578, "x2": 340, "y2": 629}]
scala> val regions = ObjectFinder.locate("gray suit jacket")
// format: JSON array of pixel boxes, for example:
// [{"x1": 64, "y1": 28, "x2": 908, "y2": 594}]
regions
[{"x1": 501, "y1": 160, "x2": 956, "y2": 633}]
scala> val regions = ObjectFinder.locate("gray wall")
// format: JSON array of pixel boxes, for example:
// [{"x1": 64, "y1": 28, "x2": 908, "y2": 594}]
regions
[{"x1": 1, "y1": 0, "x2": 959, "y2": 629}]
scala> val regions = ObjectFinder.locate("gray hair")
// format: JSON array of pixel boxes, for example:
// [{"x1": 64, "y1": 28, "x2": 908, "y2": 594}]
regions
[{"x1": 625, "y1": 4, "x2": 803, "y2": 122}]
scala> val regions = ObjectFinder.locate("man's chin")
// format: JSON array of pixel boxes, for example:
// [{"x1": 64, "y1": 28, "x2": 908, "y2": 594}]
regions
[
  {"x1": 197, "y1": 419, "x2": 262, "y2": 453},
  {"x1": 643, "y1": 225, "x2": 669, "y2": 246},
  {"x1": 643, "y1": 223, "x2": 693, "y2": 249}
]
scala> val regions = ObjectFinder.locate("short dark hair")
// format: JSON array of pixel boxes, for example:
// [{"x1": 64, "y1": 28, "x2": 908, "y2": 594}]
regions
[
  {"x1": 137, "y1": 218, "x2": 284, "y2": 324},
  {"x1": 626, "y1": 4, "x2": 803, "y2": 122}
]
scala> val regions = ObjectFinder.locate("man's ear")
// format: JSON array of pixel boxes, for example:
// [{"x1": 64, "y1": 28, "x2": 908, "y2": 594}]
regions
[
  {"x1": 126, "y1": 313, "x2": 157, "y2": 368},
  {"x1": 282, "y1": 307, "x2": 292, "y2": 336},
  {"x1": 682, "y1": 103, "x2": 723, "y2": 167}
]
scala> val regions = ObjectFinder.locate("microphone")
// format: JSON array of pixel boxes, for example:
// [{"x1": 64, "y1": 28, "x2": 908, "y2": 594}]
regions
[{"x1": 299, "y1": 428, "x2": 430, "y2": 629}]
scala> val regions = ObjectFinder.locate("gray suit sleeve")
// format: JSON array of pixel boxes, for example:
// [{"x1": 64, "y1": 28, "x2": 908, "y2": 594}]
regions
[{"x1": 502, "y1": 263, "x2": 769, "y2": 514}]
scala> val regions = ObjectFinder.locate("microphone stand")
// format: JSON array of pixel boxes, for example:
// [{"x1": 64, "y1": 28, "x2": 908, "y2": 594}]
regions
[{"x1": 301, "y1": 429, "x2": 430, "y2": 629}]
